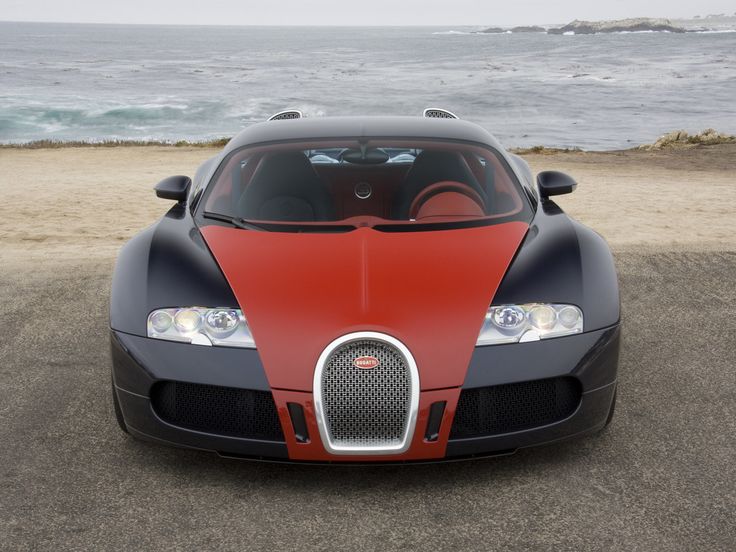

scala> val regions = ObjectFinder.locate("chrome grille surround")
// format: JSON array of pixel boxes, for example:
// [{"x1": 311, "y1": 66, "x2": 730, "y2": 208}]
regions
[{"x1": 313, "y1": 332, "x2": 420, "y2": 455}]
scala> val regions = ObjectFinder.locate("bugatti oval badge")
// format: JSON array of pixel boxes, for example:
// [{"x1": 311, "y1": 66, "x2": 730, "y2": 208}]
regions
[{"x1": 353, "y1": 356, "x2": 380, "y2": 369}]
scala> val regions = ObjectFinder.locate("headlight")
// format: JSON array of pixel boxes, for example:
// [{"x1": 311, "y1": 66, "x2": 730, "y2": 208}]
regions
[
  {"x1": 147, "y1": 307, "x2": 255, "y2": 348},
  {"x1": 477, "y1": 303, "x2": 583, "y2": 345}
]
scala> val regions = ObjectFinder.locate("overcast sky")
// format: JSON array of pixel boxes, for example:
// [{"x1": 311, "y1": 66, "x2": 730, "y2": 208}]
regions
[{"x1": 1, "y1": 0, "x2": 734, "y2": 26}]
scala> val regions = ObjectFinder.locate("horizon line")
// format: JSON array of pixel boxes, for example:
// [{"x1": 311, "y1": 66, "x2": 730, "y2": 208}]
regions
[{"x1": 0, "y1": 15, "x2": 705, "y2": 29}]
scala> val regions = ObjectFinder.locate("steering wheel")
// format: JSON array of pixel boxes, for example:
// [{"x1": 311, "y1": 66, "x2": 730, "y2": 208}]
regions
[{"x1": 408, "y1": 181, "x2": 486, "y2": 219}]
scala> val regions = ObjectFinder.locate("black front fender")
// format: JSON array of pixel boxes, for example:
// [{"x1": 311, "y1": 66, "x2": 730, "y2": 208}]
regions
[
  {"x1": 110, "y1": 205, "x2": 237, "y2": 336},
  {"x1": 494, "y1": 200, "x2": 620, "y2": 331}
]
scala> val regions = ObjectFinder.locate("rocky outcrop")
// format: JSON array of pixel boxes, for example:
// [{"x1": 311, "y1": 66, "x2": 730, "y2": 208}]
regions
[
  {"x1": 478, "y1": 25, "x2": 546, "y2": 34},
  {"x1": 549, "y1": 18, "x2": 686, "y2": 34},
  {"x1": 510, "y1": 26, "x2": 546, "y2": 33},
  {"x1": 640, "y1": 129, "x2": 736, "y2": 150}
]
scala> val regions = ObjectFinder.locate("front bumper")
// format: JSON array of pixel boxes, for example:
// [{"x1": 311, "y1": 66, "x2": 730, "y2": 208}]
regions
[{"x1": 111, "y1": 324, "x2": 620, "y2": 463}]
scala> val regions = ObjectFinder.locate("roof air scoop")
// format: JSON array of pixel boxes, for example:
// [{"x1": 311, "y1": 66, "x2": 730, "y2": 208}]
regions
[
  {"x1": 268, "y1": 110, "x2": 303, "y2": 121},
  {"x1": 423, "y1": 108, "x2": 459, "y2": 119}
]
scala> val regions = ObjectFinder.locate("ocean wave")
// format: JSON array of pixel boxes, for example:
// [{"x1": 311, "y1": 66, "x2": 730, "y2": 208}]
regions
[
  {"x1": 566, "y1": 74, "x2": 616, "y2": 82},
  {"x1": 431, "y1": 30, "x2": 472, "y2": 35},
  {"x1": 0, "y1": 101, "x2": 229, "y2": 136}
]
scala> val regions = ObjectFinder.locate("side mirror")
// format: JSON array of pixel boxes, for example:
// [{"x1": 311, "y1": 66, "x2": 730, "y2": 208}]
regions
[
  {"x1": 155, "y1": 175, "x2": 191, "y2": 203},
  {"x1": 537, "y1": 171, "x2": 577, "y2": 198}
]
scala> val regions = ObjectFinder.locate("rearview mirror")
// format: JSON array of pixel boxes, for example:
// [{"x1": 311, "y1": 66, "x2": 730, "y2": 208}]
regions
[
  {"x1": 537, "y1": 171, "x2": 577, "y2": 198},
  {"x1": 155, "y1": 175, "x2": 191, "y2": 203}
]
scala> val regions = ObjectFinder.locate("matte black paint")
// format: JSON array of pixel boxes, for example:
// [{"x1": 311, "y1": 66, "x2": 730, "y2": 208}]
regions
[
  {"x1": 494, "y1": 199, "x2": 620, "y2": 331},
  {"x1": 109, "y1": 205, "x2": 238, "y2": 336},
  {"x1": 465, "y1": 325, "x2": 619, "y2": 392},
  {"x1": 223, "y1": 116, "x2": 508, "y2": 156},
  {"x1": 111, "y1": 331, "x2": 271, "y2": 396},
  {"x1": 154, "y1": 175, "x2": 191, "y2": 202},
  {"x1": 537, "y1": 170, "x2": 577, "y2": 197},
  {"x1": 118, "y1": 390, "x2": 289, "y2": 459}
]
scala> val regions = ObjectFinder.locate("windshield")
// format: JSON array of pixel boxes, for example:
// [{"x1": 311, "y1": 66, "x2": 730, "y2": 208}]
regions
[{"x1": 199, "y1": 139, "x2": 531, "y2": 231}]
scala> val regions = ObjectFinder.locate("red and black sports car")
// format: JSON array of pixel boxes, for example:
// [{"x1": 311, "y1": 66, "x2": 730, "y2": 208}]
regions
[{"x1": 110, "y1": 110, "x2": 620, "y2": 463}]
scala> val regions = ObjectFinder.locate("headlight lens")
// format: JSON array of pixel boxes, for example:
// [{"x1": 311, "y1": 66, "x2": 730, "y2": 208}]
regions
[
  {"x1": 205, "y1": 309, "x2": 240, "y2": 338},
  {"x1": 173, "y1": 309, "x2": 202, "y2": 334},
  {"x1": 149, "y1": 310, "x2": 173, "y2": 333},
  {"x1": 491, "y1": 306, "x2": 526, "y2": 331},
  {"x1": 477, "y1": 303, "x2": 583, "y2": 345},
  {"x1": 147, "y1": 307, "x2": 255, "y2": 348}
]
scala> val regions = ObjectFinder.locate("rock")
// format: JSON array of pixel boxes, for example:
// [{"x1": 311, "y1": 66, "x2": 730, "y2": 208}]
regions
[
  {"x1": 510, "y1": 26, "x2": 546, "y2": 33},
  {"x1": 652, "y1": 130, "x2": 689, "y2": 148},
  {"x1": 548, "y1": 18, "x2": 686, "y2": 35},
  {"x1": 644, "y1": 129, "x2": 736, "y2": 149},
  {"x1": 692, "y1": 128, "x2": 736, "y2": 144},
  {"x1": 477, "y1": 25, "x2": 547, "y2": 34}
]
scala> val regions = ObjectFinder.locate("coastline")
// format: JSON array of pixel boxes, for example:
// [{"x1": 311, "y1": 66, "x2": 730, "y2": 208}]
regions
[
  {"x1": 1, "y1": 128, "x2": 733, "y2": 152},
  {"x1": 1, "y1": 142, "x2": 734, "y2": 264}
]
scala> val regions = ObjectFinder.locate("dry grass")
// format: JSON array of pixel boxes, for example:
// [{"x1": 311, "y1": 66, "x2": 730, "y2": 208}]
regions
[
  {"x1": 3, "y1": 128, "x2": 734, "y2": 153},
  {"x1": 0, "y1": 137, "x2": 231, "y2": 150}
]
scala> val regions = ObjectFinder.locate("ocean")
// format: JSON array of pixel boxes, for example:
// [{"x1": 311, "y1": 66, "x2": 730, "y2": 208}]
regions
[{"x1": 1, "y1": 22, "x2": 735, "y2": 150}]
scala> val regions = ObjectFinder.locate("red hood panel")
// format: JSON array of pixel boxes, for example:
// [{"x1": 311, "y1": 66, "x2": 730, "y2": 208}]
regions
[{"x1": 201, "y1": 222, "x2": 528, "y2": 391}]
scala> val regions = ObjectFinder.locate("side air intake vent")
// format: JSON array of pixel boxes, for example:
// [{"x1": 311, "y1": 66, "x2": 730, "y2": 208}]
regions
[
  {"x1": 268, "y1": 110, "x2": 303, "y2": 121},
  {"x1": 151, "y1": 381, "x2": 285, "y2": 441},
  {"x1": 423, "y1": 107, "x2": 459, "y2": 119},
  {"x1": 450, "y1": 377, "x2": 582, "y2": 439}
]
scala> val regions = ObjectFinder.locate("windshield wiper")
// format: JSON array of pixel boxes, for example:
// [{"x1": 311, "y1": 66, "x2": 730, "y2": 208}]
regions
[
  {"x1": 202, "y1": 211, "x2": 269, "y2": 232},
  {"x1": 202, "y1": 211, "x2": 356, "y2": 233}
]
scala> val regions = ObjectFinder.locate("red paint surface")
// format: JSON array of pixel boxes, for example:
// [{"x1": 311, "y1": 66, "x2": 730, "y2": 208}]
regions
[
  {"x1": 202, "y1": 222, "x2": 527, "y2": 460},
  {"x1": 201, "y1": 222, "x2": 528, "y2": 393}
]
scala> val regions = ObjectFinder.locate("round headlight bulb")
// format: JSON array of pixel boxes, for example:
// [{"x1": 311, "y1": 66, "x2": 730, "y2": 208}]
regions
[
  {"x1": 204, "y1": 309, "x2": 240, "y2": 338},
  {"x1": 529, "y1": 305, "x2": 557, "y2": 330},
  {"x1": 558, "y1": 306, "x2": 581, "y2": 329},
  {"x1": 149, "y1": 311, "x2": 172, "y2": 333},
  {"x1": 492, "y1": 306, "x2": 526, "y2": 331},
  {"x1": 174, "y1": 309, "x2": 202, "y2": 334}
]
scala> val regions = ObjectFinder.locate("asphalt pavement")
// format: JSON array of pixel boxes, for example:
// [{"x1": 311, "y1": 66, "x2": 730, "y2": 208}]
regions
[{"x1": 0, "y1": 249, "x2": 734, "y2": 551}]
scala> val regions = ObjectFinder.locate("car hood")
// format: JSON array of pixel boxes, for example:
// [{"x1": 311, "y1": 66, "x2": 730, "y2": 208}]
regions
[{"x1": 201, "y1": 222, "x2": 528, "y2": 391}]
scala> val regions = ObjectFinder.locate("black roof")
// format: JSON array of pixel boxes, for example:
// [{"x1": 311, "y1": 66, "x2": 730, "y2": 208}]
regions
[{"x1": 223, "y1": 116, "x2": 505, "y2": 154}]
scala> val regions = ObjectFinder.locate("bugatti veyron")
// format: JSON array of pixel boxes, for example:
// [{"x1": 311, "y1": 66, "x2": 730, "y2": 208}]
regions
[{"x1": 110, "y1": 109, "x2": 620, "y2": 462}]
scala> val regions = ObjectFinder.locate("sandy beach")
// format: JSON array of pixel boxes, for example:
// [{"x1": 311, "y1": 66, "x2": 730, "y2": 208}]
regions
[{"x1": 1, "y1": 143, "x2": 734, "y2": 265}]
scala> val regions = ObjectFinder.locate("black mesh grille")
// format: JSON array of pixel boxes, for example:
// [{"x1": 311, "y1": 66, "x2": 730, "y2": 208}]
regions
[
  {"x1": 450, "y1": 377, "x2": 581, "y2": 439},
  {"x1": 151, "y1": 382, "x2": 284, "y2": 441},
  {"x1": 424, "y1": 108, "x2": 458, "y2": 119}
]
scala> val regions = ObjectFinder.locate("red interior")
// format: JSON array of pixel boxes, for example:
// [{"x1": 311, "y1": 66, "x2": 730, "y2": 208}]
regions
[
  {"x1": 415, "y1": 192, "x2": 485, "y2": 220},
  {"x1": 408, "y1": 180, "x2": 486, "y2": 219},
  {"x1": 313, "y1": 164, "x2": 410, "y2": 219},
  {"x1": 203, "y1": 139, "x2": 526, "y2": 224}
]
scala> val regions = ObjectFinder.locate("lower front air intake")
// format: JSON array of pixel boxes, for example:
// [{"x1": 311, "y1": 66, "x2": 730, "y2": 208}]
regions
[{"x1": 450, "y1": 377, "x2": 582, "y2": 439}]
